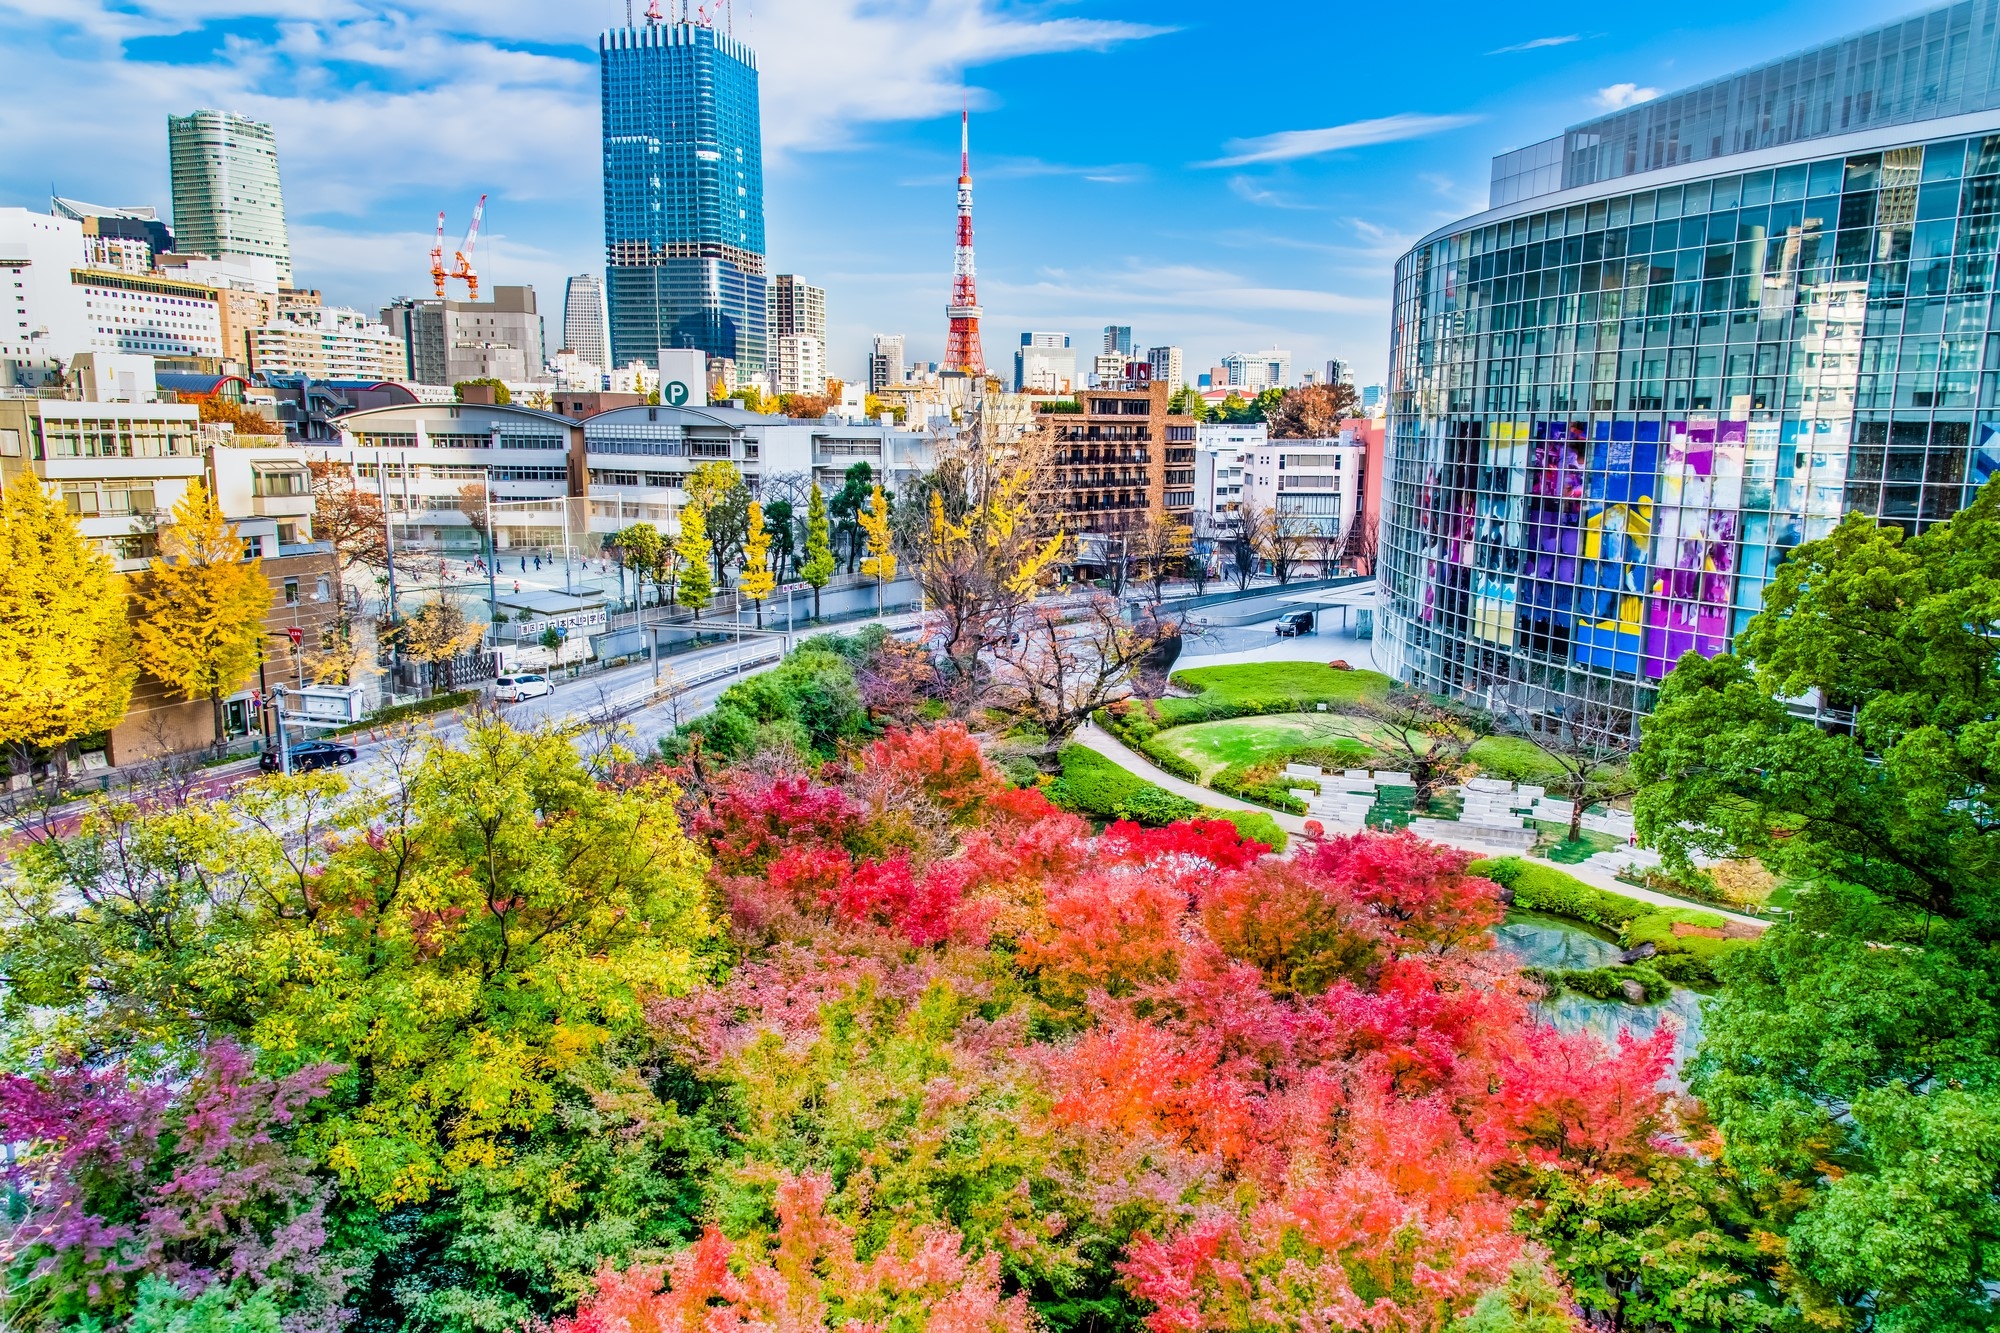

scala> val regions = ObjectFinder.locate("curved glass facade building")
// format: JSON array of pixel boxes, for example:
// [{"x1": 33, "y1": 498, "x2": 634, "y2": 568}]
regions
[{"x1": 1382, "y1": 2, "x2": 2000, "y2": 731}]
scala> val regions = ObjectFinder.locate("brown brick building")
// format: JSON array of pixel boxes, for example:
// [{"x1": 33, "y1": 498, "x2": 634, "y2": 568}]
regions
[{"x1": 1040, "y1": 382, "x2": 1197, "y2": 537}]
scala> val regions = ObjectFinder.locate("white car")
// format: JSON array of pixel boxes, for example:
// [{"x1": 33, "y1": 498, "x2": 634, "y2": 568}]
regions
[{"x1": 494, "y1": 673, "x2": 554, "y2": 702}]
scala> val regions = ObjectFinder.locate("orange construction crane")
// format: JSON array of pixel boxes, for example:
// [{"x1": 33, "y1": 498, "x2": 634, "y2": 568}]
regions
[{"x1": 429, "y1": 195, "x2": 487, "y2": 300}]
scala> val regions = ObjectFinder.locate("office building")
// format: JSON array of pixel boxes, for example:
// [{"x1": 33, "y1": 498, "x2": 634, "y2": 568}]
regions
[
  {"x1": 1039, "y1": 382, "x2": 1199, "y2": 539},
  {"x1": 1383, "y1": 0, "x2": 2000, "y2": 734},
  {"x1": 1103, "y1": 325, "x2": 1134, "y2": 358},
  {"x1": 1015, "y1": 332, "x2": 1076, "y2": 394},
  {"x1": 869, "y1": 334, "x2": 906, "y2": 392},
  {"x1": 1325, "y1": 358, "x2": 1355, "y2": 387},
  {"x1": 562, "y1": 274, "x2": 611, "y2": 372},
  {"x1": 167, "y1": 109, "x2": 292, "y2": 284},
  {"x1": 250, "y1": 306, "x2": 402, "y2": 382},
  {"x1": 1362, "y1": 384, "x2": 1384, "y2": 412},
  {"x1": 600, "y1": 15, "x2": 767, "y2": 375},
  {"x1": 770, "y1": 274, "x2": 827, "y2": 395},
  {"x1": 156, "y1": 251, "x2": 290, "y2": 368},
  {"x1": 1146, "y1": 345, "x2": 1184, "y2": 390},
  {"x1": 1221, "y1": 348, "x2": 1292, "y2": 391},
  {"x1": 382, "y1": 286, "x2": 546, "y2": 386}
]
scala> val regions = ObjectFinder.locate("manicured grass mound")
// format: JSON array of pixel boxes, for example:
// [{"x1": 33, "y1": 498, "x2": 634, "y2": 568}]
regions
[
  {"x1": 1047, "y1": 744, "x2": 1288, "y2": 852},
  {"x1": 1169, "y1": 661, "x2": 1395, "y2": 708}
]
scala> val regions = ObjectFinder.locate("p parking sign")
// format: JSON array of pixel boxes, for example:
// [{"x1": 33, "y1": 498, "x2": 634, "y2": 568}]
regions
[{"x1": 663, "y1": 380, "x2": 691, "y2": 407}]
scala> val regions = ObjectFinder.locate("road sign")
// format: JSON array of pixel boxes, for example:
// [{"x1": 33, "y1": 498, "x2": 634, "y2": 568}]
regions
[{"x1": 663, "y1": 380, "x2": 691, "y2": 407}]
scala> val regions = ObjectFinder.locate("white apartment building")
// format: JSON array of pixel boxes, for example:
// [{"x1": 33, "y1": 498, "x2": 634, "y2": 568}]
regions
[
  {"x1": 1146, "y1": 345, "x2": 1184, "y2": 390},
  {"x1": 1220, "y1": 348, "x2": 1292, "y2": 391},
  {"x1": 251, "y1": 306, "x2": 402, "y2": 381},
  {"x1": 1240, "y1": 435, "x2": 1363, "y2": 547},
  {"x1": 0, "y1": 209, "x2": 90, "y2": 362},
  {"x1": 773, "y1": 332, "x2": 826, "y2": 396},
  {"x1": 1195, "y1": 422, "x2": 1267, "y2": 521},
  {"x1": 76, "y1": 269, "x2": 224, "y2": 359}
]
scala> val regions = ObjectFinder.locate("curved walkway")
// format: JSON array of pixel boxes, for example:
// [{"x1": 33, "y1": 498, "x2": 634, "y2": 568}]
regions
[{"x1": 1073, "y1": 720, "x2": 1769, "y2": 933}]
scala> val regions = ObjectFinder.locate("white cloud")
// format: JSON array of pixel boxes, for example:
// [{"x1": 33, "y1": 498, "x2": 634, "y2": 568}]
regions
[
  {"x1": 1489, "y1": 34, "x2": 1579, "y2": 54},
  {"x1": 1200, "y1": 113, "x2": 1479, "y2": 168},
  {"x1": 1595, "y1": 82, "x2": 1662, "y2": 110}
]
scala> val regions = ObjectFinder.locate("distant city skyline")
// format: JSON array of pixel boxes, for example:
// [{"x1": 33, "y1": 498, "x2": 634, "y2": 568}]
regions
[{"x1": 0, "y1": 0, "x2": 1901, "y2": 384}]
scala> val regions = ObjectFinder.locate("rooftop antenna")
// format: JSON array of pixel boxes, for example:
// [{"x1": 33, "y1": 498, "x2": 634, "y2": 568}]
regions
[{"x1": 625, "y1": 0, "x2": 632, "y2": 25}]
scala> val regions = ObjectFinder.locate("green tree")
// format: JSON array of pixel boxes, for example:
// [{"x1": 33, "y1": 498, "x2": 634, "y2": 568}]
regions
[
  {"x1": 0, "y1": 473, "x2": 135, "y2": 772},
  {"x1": 612, "y1": 521, "x2": 665, "y2": 608},
  {"x1": 1633, "y1": 487, "x2": 2000, "y2": 1329},
  {"x1": 764, "y1": 498, "x2": 797, "y2": 584},
  {"x1": 0, "y1": 723, "x2": 718, "y2": 1327},
  {"x1": 830, "y1": 462, "x2": 876, "y2": 573},
  {"x1": 1167, "y1": 385, "x2": 1209, "y2": 421},
  {"x1": 131, "y1": 480, "x2": 273, "y2": 751},
  {"x1": 800, "y1": 481, "x2": 836, "y2": 620},
  {"x1": 452, "y1": 377, "x2": 511, "y2": 405}
]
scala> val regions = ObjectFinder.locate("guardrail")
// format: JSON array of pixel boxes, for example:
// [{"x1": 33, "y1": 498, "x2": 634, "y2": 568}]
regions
[{"x1": 594, "y1": 642, "x2": 788, "y2": 720}]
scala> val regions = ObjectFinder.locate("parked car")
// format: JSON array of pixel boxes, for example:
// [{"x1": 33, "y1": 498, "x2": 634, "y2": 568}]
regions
[
  {"x1": 260, "y1": 739, "x2": 358, "y2": 773},
  {"x1": 1275, "y1": 610, "x2": 1316, "y2": 637},
  {"x1": 495, "y1": 673, "x2": 555, "y2": 702}
]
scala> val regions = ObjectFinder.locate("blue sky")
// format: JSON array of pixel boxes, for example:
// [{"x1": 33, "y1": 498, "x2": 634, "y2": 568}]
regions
[{"x1": 0, "y1": 0, "x2": 1903, "y2": 384}]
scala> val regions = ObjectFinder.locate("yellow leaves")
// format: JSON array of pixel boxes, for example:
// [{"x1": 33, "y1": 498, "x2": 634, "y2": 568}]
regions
[
  {"x1": 131, "y1": 478, "x2": 272, "y2": 709},
  {"x1": 858, "y1": 483, "x2": 897, "y2": 584},
  {"x1": 740, "y1": 500, "x2": 776, "y2": 603},
  {"x1": 394, "y1": 597, "x2": 487, "y2": 666},
  {"x1": 0, "y1": 471, "x2": 135, "y2": 748}
]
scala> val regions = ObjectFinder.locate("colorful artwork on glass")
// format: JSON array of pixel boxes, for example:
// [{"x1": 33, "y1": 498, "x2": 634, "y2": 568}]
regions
[
  {"x1": 1645, "y1": 419, "x2": 1743, "y2": 679},
  {"x1": 1516, "y1": 420, "x2": 1587, "y2": 655},
  {"x1": 1574, "y1": 421, "x2": 1655, "y2": 674}
]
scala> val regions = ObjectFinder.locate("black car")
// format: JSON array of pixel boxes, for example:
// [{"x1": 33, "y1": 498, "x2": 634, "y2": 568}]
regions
[
  {"x1": 260, "y1": 739, "x2": 359, "y2": 773},
  {"x1": 1275, "y1": 610, "x2": 1316, "y2": 637}
]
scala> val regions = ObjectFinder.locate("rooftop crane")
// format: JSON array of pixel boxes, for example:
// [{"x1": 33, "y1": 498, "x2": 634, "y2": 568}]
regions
[{"x1": 428, "y1": 194, "x2": 488, "y2": 300}]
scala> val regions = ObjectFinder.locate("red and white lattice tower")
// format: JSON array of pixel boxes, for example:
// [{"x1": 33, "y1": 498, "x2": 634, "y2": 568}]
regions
[{"x1": 943, "y1": 111, "x2": 985, "y2": 377}]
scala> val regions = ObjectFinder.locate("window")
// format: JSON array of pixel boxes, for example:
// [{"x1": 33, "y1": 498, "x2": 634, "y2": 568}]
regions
[
  {"x1": 0, "y1": 429, "x2": 17, "y2": 458},
  {"x1": 253, "y1": 468, "x2": 309, "y2": 497},
  {"x1": 62, "y1": 483, "x2": 99, "y2": 516},
  {"x1": 316, "y1": 576, "x2": 331, "y2": 602},
  {"x1": 242, "y1": 535, "x2": 263, "y2": 559},
  {"x1": 284, "y1": 577, "x2": 299, "y2": 605},
  {"x1": 277, "y1": 522, "x2": 299, "y2": 544}
]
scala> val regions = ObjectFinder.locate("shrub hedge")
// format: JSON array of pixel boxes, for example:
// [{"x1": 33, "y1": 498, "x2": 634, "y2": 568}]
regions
[
  {"x1": 336, "y1": 690, "x2": 477, "y2": 734},
  {"x1": 1047, "y1": 745, "x2": 1288, "y2": 852},
  {"x1": 1472, "y1": 856, "x2": 1757, "y2": 989},
  {"x1": 1525, "y1": 963, "x2": 1673, "y2": 1003}
]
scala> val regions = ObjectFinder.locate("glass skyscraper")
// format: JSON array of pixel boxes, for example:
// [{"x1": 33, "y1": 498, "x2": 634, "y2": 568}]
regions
[
  {"x1": 599, "y1": 17, "x2": 766, "y2": 376},
  {"x1": 1382, "y1": 1, "x2": 2000, "y2": 735}
]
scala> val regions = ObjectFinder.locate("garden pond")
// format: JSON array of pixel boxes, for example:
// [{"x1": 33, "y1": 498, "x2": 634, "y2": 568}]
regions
[{"x1": 1493, "y1": 909, "x2": 1707, "y2": 1077}]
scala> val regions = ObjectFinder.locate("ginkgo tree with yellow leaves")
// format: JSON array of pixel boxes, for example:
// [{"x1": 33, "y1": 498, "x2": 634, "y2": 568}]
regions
[
  {"x1": 915, "y1": 429, "x2": 1066, "y2": 689},
  {"x1": 0, "y1": 473, "x2": 136, "y2": 774},
  {"x1": 857, "y1": 482, "x2": 897, "y2": 614},
  {"x1": 738, "y1": 499, "x2": 775, "y2": 627},
  {"x1": 132, "y1": 479, "x2": 273, "y2": 751}
]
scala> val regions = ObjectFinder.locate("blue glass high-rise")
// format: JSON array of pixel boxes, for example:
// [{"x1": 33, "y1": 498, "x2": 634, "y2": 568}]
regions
[{"x1": 600, "y1": 18, "x2": 767, "y2": 376}]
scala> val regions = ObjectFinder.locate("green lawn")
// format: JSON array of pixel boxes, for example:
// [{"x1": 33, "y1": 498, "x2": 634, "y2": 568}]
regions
[
  {"x1": 1169, "y1": 661, "x2": 1392, "y2": 709},
  {"x1": 1154, "y1": 712, "x2": 1378, "y2": 783},
  {"x1": 1466, "y1": 734, "x2": 1568, "y2": 783}
]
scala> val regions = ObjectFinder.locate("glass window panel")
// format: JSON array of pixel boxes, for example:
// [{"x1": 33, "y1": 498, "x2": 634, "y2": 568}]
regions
[{"x1": 1923, "y1": 139, "x2": 1968, "y2": 181}]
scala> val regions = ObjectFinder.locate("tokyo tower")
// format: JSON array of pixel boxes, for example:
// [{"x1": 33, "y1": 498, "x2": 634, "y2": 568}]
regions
[{"x1": 943, "y1": 110, "x2": 985, "y2": 377}]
